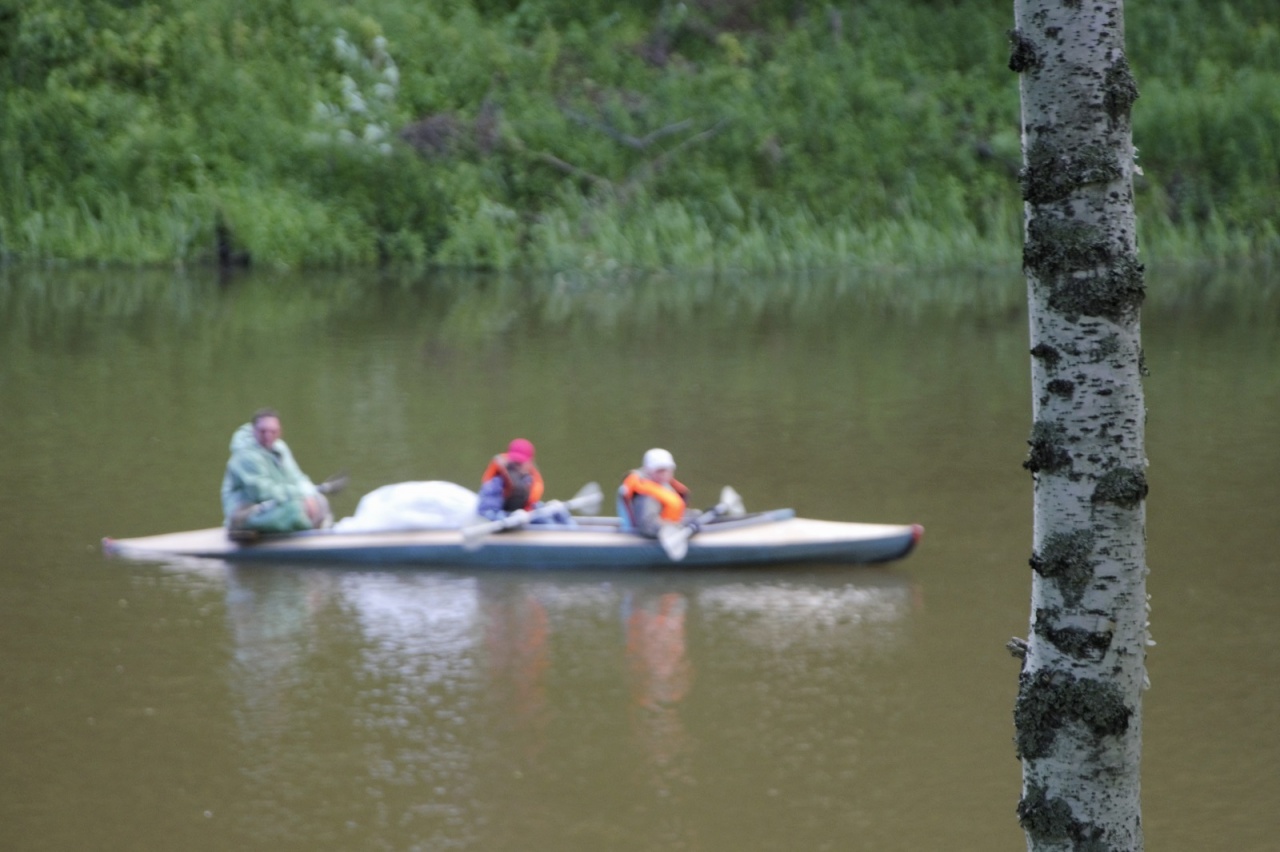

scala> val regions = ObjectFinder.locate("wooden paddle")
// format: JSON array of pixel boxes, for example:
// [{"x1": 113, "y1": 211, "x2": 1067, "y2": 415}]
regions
[
  {"x1": 462, "y1": 481, "x2": 603, "y2": 550},
  {"x1": 658, "y1": 485, "x2": 745, "y2": 562},
  {"x1": 316, "y1": 473, "x2": 349, "y2": 495}
]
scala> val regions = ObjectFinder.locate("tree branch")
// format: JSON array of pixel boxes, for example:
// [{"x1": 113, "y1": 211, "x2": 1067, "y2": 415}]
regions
[
  {"x1": 623, "y1": 119, "x2": 729, "y2": 192},
  {"x1": 504, "y1": 135, "x2": 612, "y2": 190},
  {"x1": 562, "y1": 109, "x2": 695, "y2": 150}
]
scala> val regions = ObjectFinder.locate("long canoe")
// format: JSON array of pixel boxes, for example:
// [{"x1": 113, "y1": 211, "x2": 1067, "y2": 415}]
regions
[{"x1": 102, "y1": 510, "x2": 924, "y2": 569}]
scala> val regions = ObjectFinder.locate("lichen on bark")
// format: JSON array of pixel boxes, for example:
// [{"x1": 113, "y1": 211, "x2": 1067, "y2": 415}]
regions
[
  {"x1": 1024, "y1": 420, "x2": 1072, "y2": 475},
  {"x1": 1024, "y1": 218, "x2": 1145, "y2": 321},
  {"x1": 1018, "y1": 783, "x2": 1117, "y2": 852},
  {"x1": 1092, "y1": 253, "x2": 1146, "y2": 321},
  {"x1": 1023, "y1": 217, "x2": 1109, "y2": 280},
  {"x1": 1017, "y1": 782, "x2": 1075, "y2": 842},
  {"x1": 1014, "y1": 669, "x2": 1132, "y2": 760},
  {"x1": 1092, "y1": 333, "x2": 1122, "y2": 363},
  {"x1": 1046, "y1": 378, "x2": 1075, "y2": 398},
  {"x1": 1008, "y1": 29, "x2": 1040, "y2": 73},
  {"x1": 1030, "y1": 529, "x2": 1095, "y2": 606},
  {"x1": 1035, "y1": 607, "x2": 1112, "y2": 660},
  {"x1": 1092, "y1": 467, "x2": 1149, "y2": 509},
  {"x1": 1031, "y1": 342, "x2": 1061, "y2": 366},
  {"x1": 1021, "y1": 140, "x2": 1122, "y2": 205},
  {"x1": 1104, "y1": 55, "x2": 1139, "y2": 124}
]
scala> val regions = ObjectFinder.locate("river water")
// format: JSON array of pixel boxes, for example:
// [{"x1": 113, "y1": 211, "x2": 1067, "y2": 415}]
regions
[{"x1": 1, "y1": 266, "x2": 1276, "y2": 851}]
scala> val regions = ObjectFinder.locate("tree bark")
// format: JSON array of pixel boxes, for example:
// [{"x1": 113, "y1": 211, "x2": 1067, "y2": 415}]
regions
[{"x1": 1009, "y1": 1, "x2": 1149, "y2": 850}]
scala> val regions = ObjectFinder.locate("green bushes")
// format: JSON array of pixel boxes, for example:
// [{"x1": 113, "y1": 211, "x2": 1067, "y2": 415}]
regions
[
  {"x1": 1127, "y1": 0, "x2": 1280, "y2": 257},
  {"x1": 1, "y1": 0, "x2": 1275, "y2": 270}
]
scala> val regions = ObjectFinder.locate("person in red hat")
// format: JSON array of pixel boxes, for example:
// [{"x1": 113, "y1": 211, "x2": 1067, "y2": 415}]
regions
[{"x1": 479, "y1": 438, "x2": 562, "y2": 522}]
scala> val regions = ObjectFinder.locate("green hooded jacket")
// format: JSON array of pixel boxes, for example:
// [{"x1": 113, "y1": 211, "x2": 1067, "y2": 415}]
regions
[{"x1": 220, "y1": 423, "x2": 318, "y2": 532}]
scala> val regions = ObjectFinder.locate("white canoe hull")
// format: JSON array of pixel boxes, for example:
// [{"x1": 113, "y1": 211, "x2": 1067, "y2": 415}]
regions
[{"x1": 103, "y1": 511, "x2": 924, "y2": 569}]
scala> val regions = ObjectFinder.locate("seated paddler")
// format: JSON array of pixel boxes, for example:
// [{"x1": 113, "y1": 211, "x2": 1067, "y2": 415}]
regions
[
  {"x1": 617, "y1": 448, "x2": 692, "y2": 538},
  {"x1": 221, "y1": 408, "x2": 333, "y2": 538},
  {"x1": 478, "y1": 438, "x2": 571, "y2": 525}
]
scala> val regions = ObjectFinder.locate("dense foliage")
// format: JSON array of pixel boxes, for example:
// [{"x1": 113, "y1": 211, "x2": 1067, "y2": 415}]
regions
[{"x1": 1, "y1": 0, "x2": 1275, "y2": 270}]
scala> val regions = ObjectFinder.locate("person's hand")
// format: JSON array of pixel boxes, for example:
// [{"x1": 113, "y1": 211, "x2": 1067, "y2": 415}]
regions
[{"x1": 684, "y1": 518, "x2": 702, "y2": 534}]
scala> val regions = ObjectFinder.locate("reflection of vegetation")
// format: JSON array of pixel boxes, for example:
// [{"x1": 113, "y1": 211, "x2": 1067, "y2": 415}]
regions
[
  {"x1": 0, "y1": 0, "x2": 1276, "y2": 269},
  {"x1": 0, "y1": 268, "x2": 354, "y2": 348},
  {"x1": 4, "y1": 265, "x2": 1278, "y2": 358}
]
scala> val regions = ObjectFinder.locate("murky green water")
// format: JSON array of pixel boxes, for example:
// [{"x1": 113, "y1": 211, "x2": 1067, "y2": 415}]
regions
[{"x1": 1, "y1": 267, "x2": 1277, "y2": 851}]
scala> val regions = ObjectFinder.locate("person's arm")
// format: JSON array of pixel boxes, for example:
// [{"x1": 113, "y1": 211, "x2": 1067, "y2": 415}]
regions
[
  {"x1": 227, "y1": 442, "x2": 317, "y2": 515},
  {"x1": 476, "y1": 476, "x2": 507, "y2": 520},
  {"x1": 632, "y1": 494, "x2": 665, "y2": 538},
  {"x1": 225, "y1": 452, "x2": 285, "y2": 505},
  {"x1": 221, "y1": 465, "x2": 245, "y2": 523}
]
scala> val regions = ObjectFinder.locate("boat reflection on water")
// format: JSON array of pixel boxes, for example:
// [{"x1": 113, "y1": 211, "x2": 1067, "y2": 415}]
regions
[
  {"x1": 160, "y1": 559, "x2": 919, "y2": 847},
  {"x1": 697, "y1": 577, "x2": 914, "y2": 654},
  {"x1": 624, "y1": 591, "x2": 694, "y2": 799},
  {"x1": 480, "y1": 587, "x2": 552, "y2": 758}
]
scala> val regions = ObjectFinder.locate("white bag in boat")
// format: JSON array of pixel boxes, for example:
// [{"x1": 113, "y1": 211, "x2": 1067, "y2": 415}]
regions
[{"x1": 333, "y1": 481, "x2": 481, "y2": 532}]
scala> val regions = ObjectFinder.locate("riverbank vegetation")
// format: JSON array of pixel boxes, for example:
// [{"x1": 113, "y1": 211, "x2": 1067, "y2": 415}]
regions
[{"x1": 1, "y1": 0, "x2": 1276, "y2": 271}]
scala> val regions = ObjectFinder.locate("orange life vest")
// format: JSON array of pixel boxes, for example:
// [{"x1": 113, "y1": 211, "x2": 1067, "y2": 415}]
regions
[
  {"x1": 619, "y1": 471, "x2": 689, "y2": 524},
  {"x1": 482, "y1": 454, "x2": 545, "y2": 511}
]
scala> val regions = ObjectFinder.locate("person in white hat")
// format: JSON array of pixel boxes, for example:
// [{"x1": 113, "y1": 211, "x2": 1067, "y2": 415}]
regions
[{"x1": 617, "y1": 448, "x2": 692, "y2": 537}]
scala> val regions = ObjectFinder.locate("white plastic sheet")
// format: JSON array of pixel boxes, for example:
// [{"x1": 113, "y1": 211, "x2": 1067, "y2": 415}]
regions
[{"x1": 333, "y1": 481, "x2": 481, "y2": 532}]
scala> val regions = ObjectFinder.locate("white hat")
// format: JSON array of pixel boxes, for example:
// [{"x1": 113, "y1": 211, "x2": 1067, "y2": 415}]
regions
[{"x1": 642, "y1": 448, "x2": 676, "y2": 472}]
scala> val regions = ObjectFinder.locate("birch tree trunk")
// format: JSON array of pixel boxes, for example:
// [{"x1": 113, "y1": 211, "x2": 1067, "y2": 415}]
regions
[{"x1": 1008, "y1": 1, "x2": 1149, "y2": 850}]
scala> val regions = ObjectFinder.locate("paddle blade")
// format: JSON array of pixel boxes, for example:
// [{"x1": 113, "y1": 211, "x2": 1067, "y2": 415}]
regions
[
  {"x1": 718, "y1": 486, "x2": 745, "y2": 517},
  {"x1": 461, "y1": 521, "x2": 498, "y2": 551},
  {"x1": 568, "y1": 482, "x2": 603, "y2": 515},
  {"x1": 658, "y1": 523, "x2": 691, "y2": 562},
  {"x1": 317, "y1": 473, "x2": 350, "y2": 496}
]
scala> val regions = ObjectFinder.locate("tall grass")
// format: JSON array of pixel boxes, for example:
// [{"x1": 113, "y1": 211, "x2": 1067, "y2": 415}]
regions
[
  {"x1": 1, "y1": 0, "x2": 1276, "y2": 271},
  {"x1": 529, "y1": 192, "x2": 1024, "y2": 274}
]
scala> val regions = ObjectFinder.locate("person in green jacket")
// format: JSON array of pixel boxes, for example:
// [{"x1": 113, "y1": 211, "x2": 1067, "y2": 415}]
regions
[{"x1": 221, "y1": 408, "x2": 332, "y2": 537}]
